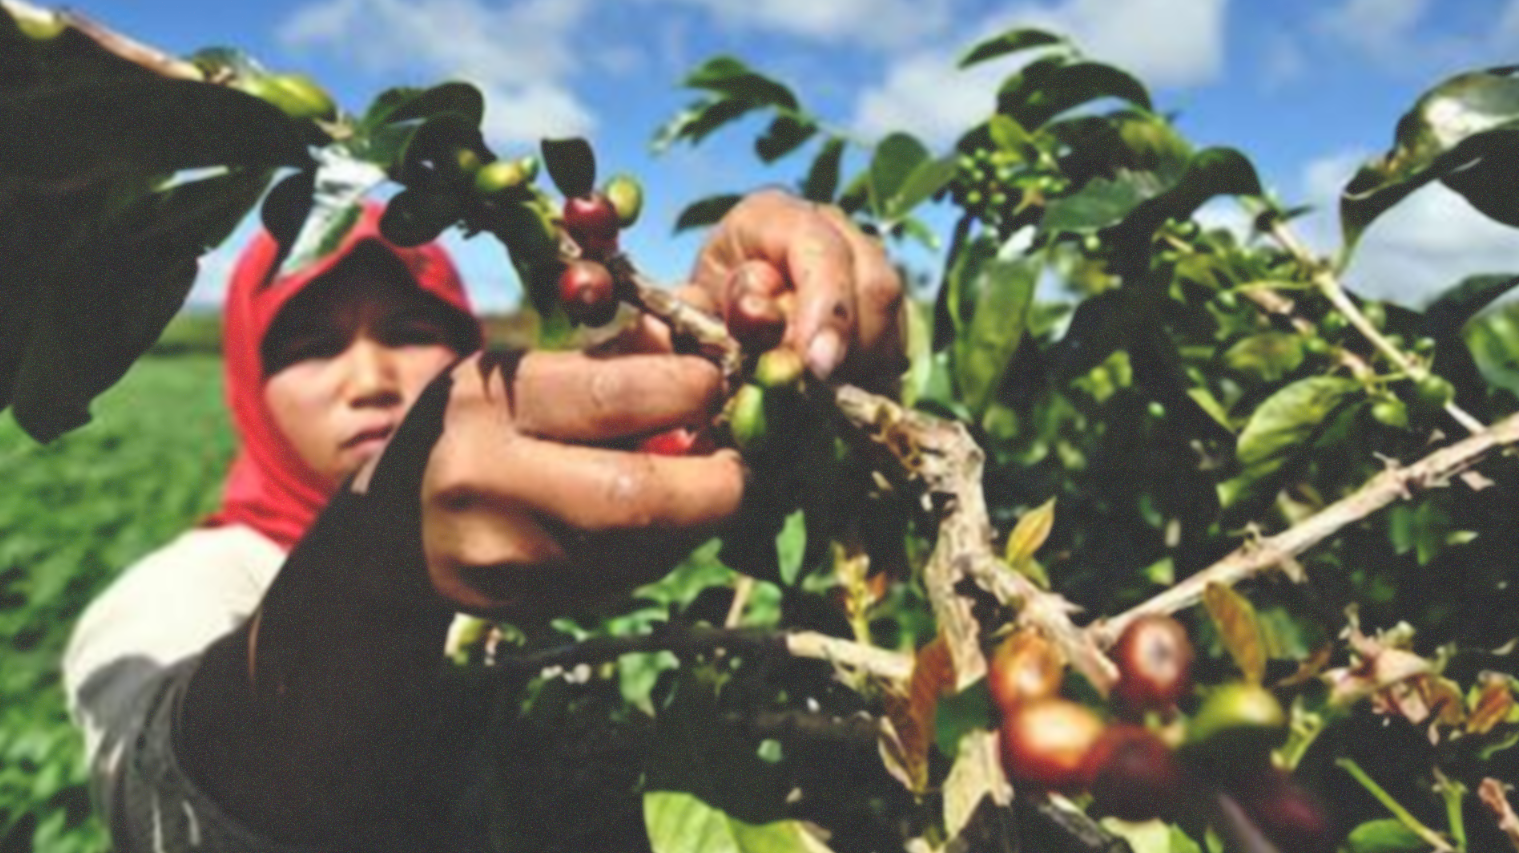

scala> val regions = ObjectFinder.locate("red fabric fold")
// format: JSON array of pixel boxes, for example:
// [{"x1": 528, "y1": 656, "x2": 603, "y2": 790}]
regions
[{"x1": 204, "y1": 201, "x2": 479, "y2": 550}]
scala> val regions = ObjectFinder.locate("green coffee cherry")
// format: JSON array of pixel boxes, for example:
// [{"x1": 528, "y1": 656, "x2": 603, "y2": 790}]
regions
[
  {"x1": 753, "y1": 348, "x2": 805, "y2": 389},
  {"x1": 12, "y1": 7, "x2": 66, "y2": 40},
  {"x1": 474, "y1": 160, "x2": 531, "y2": 197},
  {"x1": 1186, "y1": 682, "x2": 1287, "y2": 759},
  {"x1": 728, "y1": 383, "x2": 769, "y2": 453},
  {"x1": 1414, "y1": 375, "x2": 1455, "y2": 409},
  {"x1": 1370, "y1": 398, "x2": 1408, "y2": 429},
  {"x1": 604, "y1": 173, "x2": 644, "y2": 228},
  {"x1": 238, "y1": 73, "x2": 337, "y2": 122}
]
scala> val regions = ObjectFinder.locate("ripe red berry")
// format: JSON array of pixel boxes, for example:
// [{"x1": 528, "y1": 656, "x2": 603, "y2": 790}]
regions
[
  {"x1": 1231, "y1": 769, "x2": 1334, "y2": 853},
  {"x1": 726, "y1": 292, "x2": 786, "y2": 353},
  {"x1": 1110, "y1": 614, "x2": 1194, "y2": 716},
  {"x1": 562, "y1": 193, "x2": 620, "y2": 259},
  {"x1": 1085, "y1": 725, "x2": 1185, "y2": 822},
  {"x1": 639, "y1": 427, "x2": 698, "y2": 456},
  {"x1": 558, "y1": 260, "x2": 617, "y2": 326},
  {"x1": 1000, "y1": 699, "x2": 1106, "y2": 794},
  {"x1": 987, "y1": 629, "x2": 1064, "y2": 716}
]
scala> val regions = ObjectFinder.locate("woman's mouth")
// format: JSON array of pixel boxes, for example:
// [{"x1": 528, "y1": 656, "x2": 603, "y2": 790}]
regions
[{"x1": 342, "y1": 425, "x2": 395, "y2": 452}]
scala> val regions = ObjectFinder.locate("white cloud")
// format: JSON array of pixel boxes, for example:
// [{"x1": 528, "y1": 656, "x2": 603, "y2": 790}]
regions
[
  {"x1": 851, "y1": 0, "x2": 1227, "y2": 147},
  {"x1": 1297, "y1": 150, "x2": 1519, "y2": 305},
  {"x1": 277, "y1": 0, "x2": 595, "y2": 144},
  {"x1": 647, "y1": 0, "x2": 956, "y2": 48},
  {"x1": 1260, "y1": 32, "x2": 1308, "y2": 91}
]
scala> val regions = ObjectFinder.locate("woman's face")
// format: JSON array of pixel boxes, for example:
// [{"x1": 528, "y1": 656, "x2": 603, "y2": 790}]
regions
[{"x1": 261, "y1": 255, "x2": 467, "y2": 488}]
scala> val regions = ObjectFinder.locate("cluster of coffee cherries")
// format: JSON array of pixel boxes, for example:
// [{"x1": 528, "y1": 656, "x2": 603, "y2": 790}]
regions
[
  {"x1": 990, "y1": 615, "x2": 1332, "y2": 851},
  {"x1": 553, "y1": 176, "x2": 643, "y2": 327},
  {"x1": 947, "y1": 145, "x2": 1024, "y2": 233}
]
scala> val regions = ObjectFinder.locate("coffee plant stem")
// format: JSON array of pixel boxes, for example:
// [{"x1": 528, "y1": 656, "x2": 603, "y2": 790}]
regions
[
  {"x1": 1436, "y1": 769, "x2": 1469, "y2": 852},
  {"x1": 1264, "y1": 217, "x2": 1486, "y2": 433},
  {"x1": 1336, "y1": 757, "x2": 1455, "y2": 852},
  {"x1": 487, "y1": 625, "x2": 913, "y2": 681},
  {"x1": 1093, "y1": 409, "x2": 1519, "y2": 648}
]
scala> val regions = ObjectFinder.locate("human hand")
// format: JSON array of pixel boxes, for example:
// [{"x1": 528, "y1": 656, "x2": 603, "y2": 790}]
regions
[
  {"x1": 687, "y1": 189, "x2": 908, "y2": 390},
  {"x1": 419, "y1": 349, "x2": 744, "y2": 618}
]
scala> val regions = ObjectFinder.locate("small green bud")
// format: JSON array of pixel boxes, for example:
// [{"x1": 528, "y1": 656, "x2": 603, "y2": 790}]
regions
[
  {"x1": 604, "y1": 173, "x2": 644, "y2": 228},
  {"x1": 728, "y1": 384, "x2": 769, "y2": 453}
]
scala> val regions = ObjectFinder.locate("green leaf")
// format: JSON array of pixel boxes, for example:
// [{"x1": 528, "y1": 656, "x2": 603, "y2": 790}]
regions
[
  {"x1": 359, "y1": 81, "x2": 485, "y2": 130},
  {"x1": 755, "y1": 114, "x2": 816, "y2": 162},
  {"x1": 954, "y1": 255, "x2": 1039, "y2": 417},
  {"x1": 644, "y1": 792, "x2": 831, "y2": 853},
  {"x1": 541, "y1": 136, "x2": 596, "y2": 198},
  {"x1": 1114, "y1": 147, "x2": 1262, "y2": 238},
  {"x1": 1422, "y1": 272, "x2": 1519, "y2": 334},
  {"x1": 1227, "y1": 376, "x2": 1359, "y2": 502},
  {"x1": 801, "y1": 136, "x2": 846, "y2": 202},
  {"x1": 1222, "y1": 332, "x2": 1306, "y2": 382},
  {"x1": 959, "y1": 28, "x2": 1065, "y2": 69},
  {"x1": 883, "y1": 155, "x2": 957, "y2": 222},
  {"x1": 674, "y1": 194, "x2": 744, "y2": 233},
  {"x1": 998, "y1": 61, "x2": 1153, "y2": 130},
  {"x1": 1342, "y1": 68, "x2": 1519, "y2": 252},
  {"x1": 868, "y1": 132, "x2": 930, "y2": 219},
  {"x1": 0, "y1": 78, "x2": 312, "y2": 185},
  {"x1": 655, "y1": 98, "x2": 763, "y2": 151},
  {"x1": 683, "y1": 56, "x2": 799, "y2": 111},
  {"x1": 776, "y1": 509, "x2": 806, "y2": 587},
  {"x1": 1040, "y1": 172, "x2": 1151, "y2": 234},
  {"x1": 1345, "y1": 819, "x2": 1427, "y2": 853}
]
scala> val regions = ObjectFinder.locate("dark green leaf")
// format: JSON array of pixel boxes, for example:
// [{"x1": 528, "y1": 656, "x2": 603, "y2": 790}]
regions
[
  {"x1": 868, "y1": 132, "x2": 929, "y2": 219},
  {"x1": 954, "y1": 256, "x2": 1039, "y2": 417},
  {"x1": 1423, "y1": 272, "x2": 1519, "y2": 334},
  {"x1": 755, "y1": 113, "x2": 816, "y2": 163},
  {"x1": 542, "y1": 136, "x2": 596, "y2": 198},
  {"x1": 674, "y1": 194, "x2": 744, "y2": 233},
  {"x1": 654, "y1": 98, "x2": 763, "y2": 150},
  {"x1": 801, "y1": 136, "x2": 845, "y2": 202},
  {"x1": 959, "y1": 28, "x2": 1065, "y2": 69},
  {"x1": 360, "y1": 81, "x2": 484, "y2": 130},
  {"x1": 0, "y1": 78, "x2": 311, "y2": 185},
  {"x1": 1114, "y1": 147, "x2": 1262, "y2": 238},
  {"x1": 883, "y1": 155, "x2": 957, "y2": 221},
  {"x1": 1342, "y1": 68, "x2": 1519, "y2": 251},
  {"x1": 998, "y1": 61, "x2": 1152, "y2": 130},
  {"x1": 683, "y1": 55, "x2": 799, "y2": 111},
  {"x1": 1345, "y1": 819, "x2": 1427, "y2": 853}
]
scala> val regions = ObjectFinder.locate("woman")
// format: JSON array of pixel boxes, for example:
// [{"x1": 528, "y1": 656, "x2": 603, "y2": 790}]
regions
[{"x1": 62, "y1": 191, "x2": 904, "y2": 852}]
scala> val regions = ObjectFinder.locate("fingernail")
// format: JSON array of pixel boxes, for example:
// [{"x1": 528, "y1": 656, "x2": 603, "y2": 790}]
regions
[{"x1": 807, "y1": 330, "x2": 843, "y2": 379}]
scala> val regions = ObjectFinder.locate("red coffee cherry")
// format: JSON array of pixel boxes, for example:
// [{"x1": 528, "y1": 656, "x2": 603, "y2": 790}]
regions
[
  {"x1": 562, "y1": 193, "x2": 620, "y2": 259},
  {"x1": 1086, "y1": 724, "x2": 1185, "y2": 822},
  {"x1": 726, "y1": 292, "x2": 786, "y2": 353},
  {"x1": 1110, "y1": 614, "x2": 1195, "y2": 716},
  {"x1": 558, "y1": 260, "x2": 617, "y2": 326},
  {"x1": 987, "y1": 628, "x2": 1064, "y2": 716},
  {"x1": 1232, "y1": 769, "x2": 1334, "y2": 853},
  {"x1": 1000, "y1": 698, "x2": 1106, "y2": 794}
]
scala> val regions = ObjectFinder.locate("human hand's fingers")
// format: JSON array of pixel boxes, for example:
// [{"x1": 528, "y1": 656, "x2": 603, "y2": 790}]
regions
[{"x1": 508, "y1": 351, "x2": 723, "y2": 442}]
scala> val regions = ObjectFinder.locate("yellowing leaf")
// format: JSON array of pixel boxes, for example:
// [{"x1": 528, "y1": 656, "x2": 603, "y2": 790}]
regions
[
  {"x1": 879, "y1": 634, "x2": 954, "y2": 795},
  {"x1": 1203, "y1": 582, "x2": 1266, "y2": 685},
  {"x1": 1006, "y1": 498, "x2": 1056, "y2": 564}
]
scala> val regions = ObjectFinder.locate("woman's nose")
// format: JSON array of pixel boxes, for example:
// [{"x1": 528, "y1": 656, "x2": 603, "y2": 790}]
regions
[{"x1": 342, "y1": 337, "x2": 403, "y2": 407}]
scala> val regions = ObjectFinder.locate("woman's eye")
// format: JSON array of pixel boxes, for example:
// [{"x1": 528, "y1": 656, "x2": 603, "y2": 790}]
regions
[
  {"x1": 383, "y1": 322, "x2": 449, "y2": 347},
  {"x1": 269, "y1": 336, "x2": 345, "y2": 370}
]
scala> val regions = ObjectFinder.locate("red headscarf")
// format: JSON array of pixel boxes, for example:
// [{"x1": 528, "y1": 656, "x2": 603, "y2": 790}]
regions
[{"x1": 204, "y1": 201, "x2": 480, "y2": 550}]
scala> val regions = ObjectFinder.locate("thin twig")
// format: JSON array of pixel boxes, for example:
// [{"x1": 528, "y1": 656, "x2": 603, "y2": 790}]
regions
[
  {"x1": 1265, "y1": 217, "x2": 1485, "y2": 434},
  {"x1": 1091, "y1": 410, "x2": 1519, "y2": 648}
]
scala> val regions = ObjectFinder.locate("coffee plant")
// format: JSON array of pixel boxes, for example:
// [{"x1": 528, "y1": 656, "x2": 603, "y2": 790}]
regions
[{"x1": 5, "y1": 2, "x2": 1519, "y2": 852}]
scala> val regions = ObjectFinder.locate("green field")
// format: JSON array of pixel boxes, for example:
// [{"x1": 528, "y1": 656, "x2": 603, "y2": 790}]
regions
[{"x1": 0, "y1": 354, "x2": 232, "y2": 853}]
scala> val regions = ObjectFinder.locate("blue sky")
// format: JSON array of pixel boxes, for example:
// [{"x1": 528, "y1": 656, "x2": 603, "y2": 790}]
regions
[{"x1": 62, "y1": 0, "x2": 1519, "y2": 311}]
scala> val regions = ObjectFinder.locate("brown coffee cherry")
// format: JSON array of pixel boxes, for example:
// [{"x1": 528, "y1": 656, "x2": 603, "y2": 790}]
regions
[
  {"x1": 1231, "y1": 769, "x2": 1334, "y2": 853},
  {"x1": 726, "y1": 292, "x2": 786, "y2": 353},
  {"x1": 1085, "y1": 725, "x2": 1185, "y2": 822},
  {"x1": 987, "y1": 628, "x2": 1063, "y2": 716},
  {"x1": 562, "y1": 193, "x2": 620, "y2": 259},
  {"x1": 558, "y1": 259, "x2": 617, "y2": 326},
  {"x1": 1110, "y1": 614, "x2": 1194, "y2": 716},
  {"x1": 1000, "y1": 699, "x2": 1106, "y2": 794}
]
